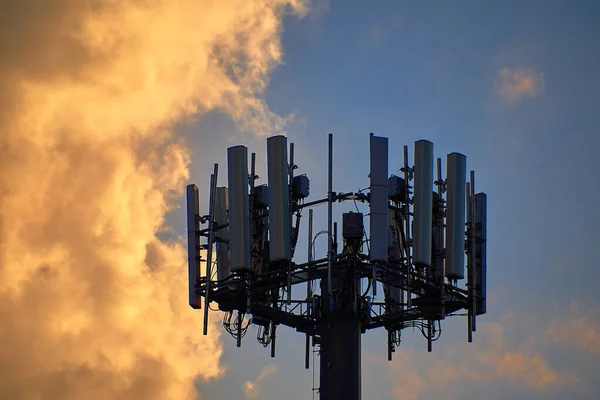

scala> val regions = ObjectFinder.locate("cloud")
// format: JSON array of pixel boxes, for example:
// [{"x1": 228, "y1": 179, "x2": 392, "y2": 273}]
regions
[
  {"x1": 0, "y1": 0, "x2": 306, "y2": 399},
  {"x1": 495, "y1": 67, "x2": 546, "y2": 103},
  {"x1": 381, "y1": 314, "x2": 580, "y2": 400},
  {"x1": 243, "y1": 363, "x2": 278, "y2": 399},
  {"x1": 546, "y1": 300, "x2": 600, "y2": 356}
]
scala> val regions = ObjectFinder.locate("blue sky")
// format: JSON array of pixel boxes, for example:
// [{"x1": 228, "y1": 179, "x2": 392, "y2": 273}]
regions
[{"x1": 179, "y1": 1, "x2": 600, "y2": 399}]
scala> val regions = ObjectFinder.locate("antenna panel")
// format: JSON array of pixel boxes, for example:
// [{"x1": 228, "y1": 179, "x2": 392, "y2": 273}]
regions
[
  {"x1": 267, "y1": 135, "x2": 291, "y2": 262},
  {"x1": 369, "y1": 134, "x2": 389, "y2": 262},
  {"x1": 385, "y1": 209, "x2": 402, "y2": 313},
  {"x1": 215, "y1": 187, "x2": 230, "y2": 280},
  {"x1": 445, "y1": 152, "x2": 467, "y2": 279},
  {"x1": 474, "y1": 192, "x2": 487, "y2": 315},
  {"x1": 388, "y1": 175, "x2": 407, "y2": 203},
  {"x1": 388, "y1": 208, "x2": 401, "y2": 262},
  {"x1": 186, "y1": 184, "x2": 202, "y2": 309},
  {"x1": 254, "y1": 184, "x2": 269, "y2": 208},
  {"x1": 413, "y1": 140, "x2": 434, "y2": 267},
  {"x1": 227, "y1": 146, "x2": 251, "y2": 271}
]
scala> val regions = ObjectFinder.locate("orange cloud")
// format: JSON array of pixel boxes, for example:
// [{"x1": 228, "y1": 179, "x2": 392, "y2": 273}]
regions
[
  {"x1": 0, "y1": 0, "x2": 306, "y2": 399},
  {"x1": 546, "y1": 300, "x2": 600, "y2": 356},
  {"x1": 243, "y1": 363, "x2": 278, "y2": 399},
  {"x1": 380, "y1": 315, "x2": 580, "y2": 400},
  {"x1": 495, "y1": 67, "x2": 546, "y2": 103}
]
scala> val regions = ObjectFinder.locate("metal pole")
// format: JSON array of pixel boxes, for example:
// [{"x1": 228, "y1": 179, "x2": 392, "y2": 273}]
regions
[
  {"x1": 237, "y1": 311, "x2": 242, "y2": 348},
  {"x1": 327, "y1": 134, "x2": 333, "y2": 300},
  {"x1": 319, "y1": 269, "x2": 361, "y2": 400},
  {"x1": 248, "y1": 153, "x2": 256, "y2": 313},
  {"x1": 372, "y1": 264, "x2": 377, "y2": 298},
  {"x1": 387, "y1": 329, "x2": 393, "y2": 361},
  {"x1": 308, "y1": 209, "x2": 314, "y2": 299},
  {"x1": 288, "y1": 143, "x2": 295, "y2": 305},
  {"x1": 466, "y1": 182, "x2": 472, "y2": 343},
  {"x1": 470, "y1": 171, "x2": 477, "y2": 333},
  {"x1": 306, "y1": 209, "x2": 314, "y2": 370},
  {"x1": 403, "y1": 145, "x2": 411, "y2": 308},
  {"x1": 271, "y1": 324, "x2": 277, "y2": 358},
  {"x1": 305, "y1": 330, "x2": 310, "y2": 370},
  {"x1": 427, "y1": 320, "x2": 433, "y2": 352},
  {"x1": 203, "y1": 163, "x2": 218, "y2": 335},
  {"x1": 333, "y1": 222, "x2": 337, "y2": 255}
]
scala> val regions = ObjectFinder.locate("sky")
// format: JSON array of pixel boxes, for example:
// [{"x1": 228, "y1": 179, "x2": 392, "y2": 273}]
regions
[{"x1": 1, "y1": 1, "x2": 599, "y2": 399}]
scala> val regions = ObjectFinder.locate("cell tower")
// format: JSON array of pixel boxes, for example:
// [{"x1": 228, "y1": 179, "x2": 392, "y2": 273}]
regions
[{"x1": 187, "y1": 133, "x2": 487, "y2": 400}]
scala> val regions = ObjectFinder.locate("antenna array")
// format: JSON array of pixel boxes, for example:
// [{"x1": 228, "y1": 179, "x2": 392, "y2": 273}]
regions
[{"x1": 186, "y1": 133, "x2": 488, "y2": 400}]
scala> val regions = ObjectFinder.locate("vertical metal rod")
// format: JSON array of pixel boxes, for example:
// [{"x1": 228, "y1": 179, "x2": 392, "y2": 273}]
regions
[
  {"x1": 387, "y1": 329, "x2": 393, "y2": 361},
  {"x1": 307, "y1": 209, "x2": 314, "y2": 303},
  {"x1": 333, "y1": 222, "x2": 337, "y2": 255},
  {"x1": 427, "y1": 320, "x2": 433, "y2": 352},
  {"x1": 203, "y1": 163, "x2": 219, "y2": 335},
  {"x1": 466, "y1": 182, "x2": 473, "y2": 343},
  {"x1": 372, "y1": 264, "x2": 377, "y2": 298},
  {"x1": 434, "y1": 157, "x2": 445, "y2": 334},
  {"x1": 306, "y1": 208, "x2": 313, "y2": 304},
  {"x1": 270, "y1": 324, "x2": 277, "y2": 358},
  {"x1": 436, "y1": 158, "x2": 442, "y2": 187},
  {"x1": 400, "y1": 280, "x2": 405, "y2": 311},
  {"x1": 327, "y1": 134, "x2": 333, "y2": 300},
  {"x1": 305, "y1": 332, "x2": 310, "y2": 369},
  {"x1": 305, "y1": 209, "x2": 313, "y2": 370},
  {"x1": 470, "y1": 170, "x2": 477, "y2": 333},
  {"x1": 403, "y1": 145, "x2": 412, "y2": 308},
  {"x1": 236, "y1": 311, "x2": 242, "y2": 347},
  {"x1": 288, "y1": 143, "x2": 295, "y2": 305},
  {"x1": 248, "y1": 153, "x2": 256, "y2": 313}
]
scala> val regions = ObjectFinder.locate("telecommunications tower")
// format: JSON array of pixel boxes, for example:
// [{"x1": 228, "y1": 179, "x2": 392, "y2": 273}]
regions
[{"x1": 187, "y1": 133, "x2": 487, "y2": 400}]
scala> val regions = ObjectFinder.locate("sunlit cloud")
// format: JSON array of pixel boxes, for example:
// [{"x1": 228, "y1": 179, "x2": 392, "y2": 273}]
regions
[
  {"x1": 495, "y1": 67, "x2": 546, "y2": 103},
  {"x1": 243, "y1": 363, "x2": 278, "y2": 399},
  {"x1": 379, "y1": 313, "x2": 580, "y2": 400},
  {"x1": 546, "y1": 299, "x2": 600, "y2": 356},
  {"x1": 0, "y1": 0, "x2": 306, "y2": 399}
]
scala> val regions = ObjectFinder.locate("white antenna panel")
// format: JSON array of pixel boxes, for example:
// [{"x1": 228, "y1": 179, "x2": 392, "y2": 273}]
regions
[
  {"x1": 267, "y1": 135, "x2": 291, "y2": 262},
  {"x1": 227, "y1": 146, "x2": 251, "y2": 271},
  {"x1": 215, "y1": 187, "x2": 230, "y2": 280},
  {"x1": 369, "y1": 134, "x2": 389, "y2": 262},
  {"x1": 445, "y1": 153, "x2": 467, "y2": 280},
  {"x1": 186, "y1": 184, "x2": 201, "y2": 309},
  {"x1": 413, "y1": 140, "x2": 434, "y2": 267}
]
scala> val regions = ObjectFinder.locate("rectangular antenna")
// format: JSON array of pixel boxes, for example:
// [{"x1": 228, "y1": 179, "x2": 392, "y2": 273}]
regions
[
  {"x1": 474, "y1": 192, "x2": 487, "y2": 315},
  {"x1": 445, "y1": 152, "x2": 467, "y2": 279},
  {"x1": 215, "y1": 187, "x2": 230, "y2": 280},
  {"x1": 267, "y1": 135, "x2": 291, "y2": 262},
  {"x1": 369, "y1": 134, "x2": 389, "y2": 262},
  {"x1": 413, "y1": 140, "x2": 434, "y2": 267},
  {"x1": 186, "y1": 184, "x2": 201, "y2": 309},
  {"x1": 384, "y1": 208, "x2": 402, "y2": 308},
  {"x1": 227, "y1": 146, "x2": 251, "y2": 271}
]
